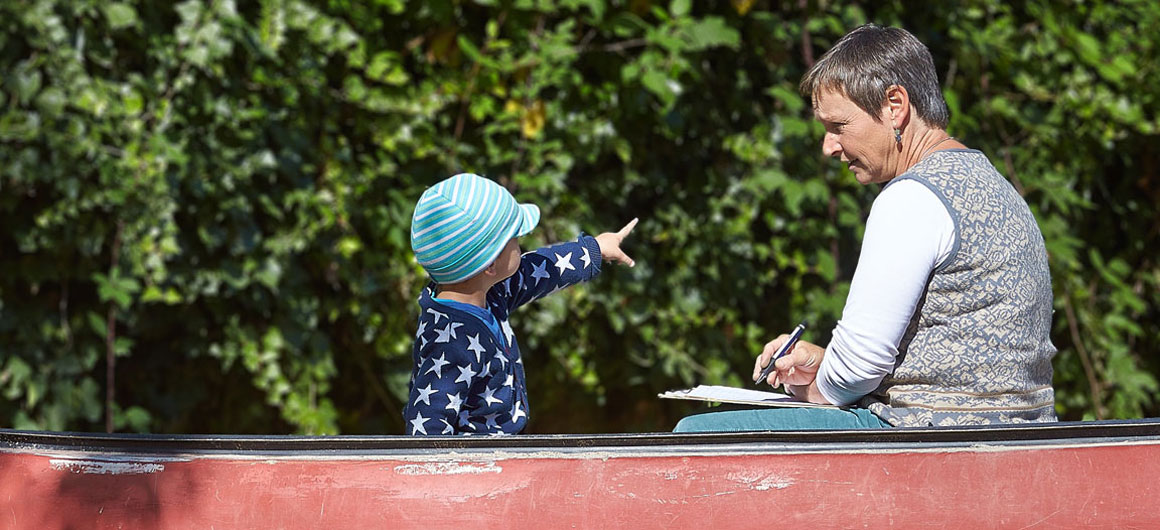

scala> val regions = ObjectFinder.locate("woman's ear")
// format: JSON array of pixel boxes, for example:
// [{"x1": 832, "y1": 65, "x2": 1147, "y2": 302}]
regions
[{"x1": 885, "y1": 84, "x2": 911, "y2": 128}]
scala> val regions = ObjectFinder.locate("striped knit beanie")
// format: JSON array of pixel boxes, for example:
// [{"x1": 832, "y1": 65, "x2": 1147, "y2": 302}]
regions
[{"x1": 410, "y1": 173, "x2": 540, "y2": 284}]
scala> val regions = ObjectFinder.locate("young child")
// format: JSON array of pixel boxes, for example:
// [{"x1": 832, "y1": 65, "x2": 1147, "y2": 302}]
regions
[{"x1": 404, "y1": 173, "x2": 637, "y2": 435}]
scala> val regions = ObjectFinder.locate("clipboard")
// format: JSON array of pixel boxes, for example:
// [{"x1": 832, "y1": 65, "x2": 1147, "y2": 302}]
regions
[{"x1": 658, "y1": 385, "x2": 838, "y2": 408}]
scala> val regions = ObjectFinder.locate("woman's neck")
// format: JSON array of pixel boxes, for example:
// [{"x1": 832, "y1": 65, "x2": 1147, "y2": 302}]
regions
[{"x1": 895, "y1": 128, "x2": 962, "y2": 176}]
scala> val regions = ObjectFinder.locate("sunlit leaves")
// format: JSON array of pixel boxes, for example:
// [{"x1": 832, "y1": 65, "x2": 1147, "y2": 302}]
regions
[
  {"x1": 102, "y1": 3, "x2": 138, "y2": 30},
  {"x1": 175, "y1": 0, "x2": 235, "y2": 68},
  {"x1": 0, "y1": 0, "x2": 1156, "y2": 436}
]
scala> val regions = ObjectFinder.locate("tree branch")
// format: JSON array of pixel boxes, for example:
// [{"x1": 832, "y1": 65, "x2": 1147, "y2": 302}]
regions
[
  {"x1": 511, "y1": 15, "x2": 546, "y2": 179},
  {"x1": 105, "y1": 220, "x2": 125, "y2": 433},
  {"x1": 1063, "y1": 294, "x2": 1105, "y2": 419},
  {"x1": 799, "y1": 0, "x2": 814, "y2": 68},
  {"x1": 452, "y1": 10, "x2": 509, "y2": 165}
]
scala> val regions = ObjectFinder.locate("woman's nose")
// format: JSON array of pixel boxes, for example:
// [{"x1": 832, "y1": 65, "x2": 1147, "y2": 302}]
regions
[{"x1": 822, "y1": 132, "x2": 841, "y2": 158}]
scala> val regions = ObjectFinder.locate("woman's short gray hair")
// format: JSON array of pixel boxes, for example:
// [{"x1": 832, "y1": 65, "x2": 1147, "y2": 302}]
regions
[{"x1": 800, "y1": 24, "x2": 949, "y2": 129}]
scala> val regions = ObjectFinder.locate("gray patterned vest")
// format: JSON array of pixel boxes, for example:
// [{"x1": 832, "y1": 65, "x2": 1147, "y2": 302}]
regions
[{"x1": 861, "y1": 149, "x2": 1057, "y2": 427}]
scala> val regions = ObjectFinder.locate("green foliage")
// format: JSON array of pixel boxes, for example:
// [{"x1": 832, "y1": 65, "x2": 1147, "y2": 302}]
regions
[{"x1": 0, "y1": 0, "x2": 1156, "y2": 434}]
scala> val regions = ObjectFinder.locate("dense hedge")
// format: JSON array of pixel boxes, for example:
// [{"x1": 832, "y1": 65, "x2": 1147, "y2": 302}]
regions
[{"x1": 1, "y1": 0, "x2": 1156, "y2": 434}]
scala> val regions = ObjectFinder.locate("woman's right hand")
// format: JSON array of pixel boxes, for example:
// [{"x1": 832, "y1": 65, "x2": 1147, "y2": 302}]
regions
[{"x1": 753, "y1": 335, "x2": 826, "y2": 390}]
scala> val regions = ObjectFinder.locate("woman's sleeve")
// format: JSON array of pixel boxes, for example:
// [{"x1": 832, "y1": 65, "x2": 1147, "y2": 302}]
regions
[{"x1": 815, "y1": 179, "x2": 956, "y2": 406}]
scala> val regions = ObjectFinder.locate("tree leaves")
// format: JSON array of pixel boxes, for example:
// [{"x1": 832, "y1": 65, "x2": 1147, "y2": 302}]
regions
[
  {"x1": 103, "y1": 3, "x2": 139, "y2": 31},
  {"x1": 0, "y1": 0, "x2": 1156, "y2": 435}
]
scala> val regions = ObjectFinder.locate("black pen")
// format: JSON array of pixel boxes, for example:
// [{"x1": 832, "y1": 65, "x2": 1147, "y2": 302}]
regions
[{"x1": 754, "y1": 322, "x2": 807, "y2": 386}]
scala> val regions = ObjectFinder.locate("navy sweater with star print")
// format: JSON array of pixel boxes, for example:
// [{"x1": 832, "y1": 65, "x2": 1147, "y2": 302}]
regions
[{"x1": 404, "y1": 235, "x2": 603, "y2": 435}]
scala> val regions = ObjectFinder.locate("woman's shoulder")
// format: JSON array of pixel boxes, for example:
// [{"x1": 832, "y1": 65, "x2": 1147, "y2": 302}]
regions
[
  {"x1": 872, "y1": 178, "x2": 952, "y2": 227},
  {"x1": 913, "y1": 148, "x2": 992, "y2": 175}
]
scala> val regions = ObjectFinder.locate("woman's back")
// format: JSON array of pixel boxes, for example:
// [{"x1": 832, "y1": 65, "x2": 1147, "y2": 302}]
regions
[{"x1": 864, "y1": 149, "x2": 1057, "y2": 427}]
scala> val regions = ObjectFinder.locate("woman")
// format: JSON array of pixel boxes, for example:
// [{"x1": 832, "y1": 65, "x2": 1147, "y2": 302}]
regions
[{"x1": 676, "y1": 24, "x2": 1056, "y2": 431}]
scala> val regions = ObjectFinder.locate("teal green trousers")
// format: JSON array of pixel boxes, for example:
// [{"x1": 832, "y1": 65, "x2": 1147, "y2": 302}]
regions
[{"x1": 673, "y1": 406, "x2": 892, "y2": 432}]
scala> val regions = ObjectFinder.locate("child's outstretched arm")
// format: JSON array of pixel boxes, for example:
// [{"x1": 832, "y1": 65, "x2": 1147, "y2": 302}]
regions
[{"x1": 502, "y1": 218, "x2": 638, "y2": 310}]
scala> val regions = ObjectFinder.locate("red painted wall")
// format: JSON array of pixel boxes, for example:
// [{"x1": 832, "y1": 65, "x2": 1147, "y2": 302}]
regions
[{"x1": 1, "y1": 442, "x2": 1156, "y2": 528}]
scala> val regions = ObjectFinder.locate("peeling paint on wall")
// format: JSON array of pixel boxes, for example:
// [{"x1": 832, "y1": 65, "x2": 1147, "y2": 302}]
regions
[
  {"x1": 50, "y1": 458, "x2": 165, "y2": 475},
  {"x1": 726, "y1": 470, "x2": 794, "y2": 491},
  {"x1": 393, "y1": 462, "x2": 502, "y2": 476}
]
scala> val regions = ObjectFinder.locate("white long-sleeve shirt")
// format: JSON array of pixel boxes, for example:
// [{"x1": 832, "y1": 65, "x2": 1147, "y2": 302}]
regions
[{"x1": 815, "y1": 179, "x2": 956, "y2": 406}]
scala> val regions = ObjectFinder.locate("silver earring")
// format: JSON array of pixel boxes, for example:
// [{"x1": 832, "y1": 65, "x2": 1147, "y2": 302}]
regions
[{"x1": 894, "y1": 128, "x2": 902, "y2": 144}]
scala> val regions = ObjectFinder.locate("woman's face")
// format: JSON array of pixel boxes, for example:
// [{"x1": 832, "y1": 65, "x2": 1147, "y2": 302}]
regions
[{"x1": 813, "y1": 88, "x2": 895, "y2": 185}]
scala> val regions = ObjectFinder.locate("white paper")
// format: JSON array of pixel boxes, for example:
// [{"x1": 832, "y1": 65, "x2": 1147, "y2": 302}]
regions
[{"x1": 658, "y1": 385, "x2": 836, "y2": 408}]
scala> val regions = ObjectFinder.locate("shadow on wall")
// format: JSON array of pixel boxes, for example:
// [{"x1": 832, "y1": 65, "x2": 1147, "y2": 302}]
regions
[{"x1": 0, "y1": 451, "x2": 193, "y2": 529}]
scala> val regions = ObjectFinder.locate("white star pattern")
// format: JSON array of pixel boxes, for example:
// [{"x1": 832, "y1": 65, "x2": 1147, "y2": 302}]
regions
[
  {"x1": 414, "y1": 384, "x2": 436, "y2": 406},
  {"x1": 408, "y1": 240, "x2": 602, "y2": 436},
  {"x1": 434, "y1": 322, "x2": 464, "y2": 343},
  {"x1": 479, "y1": 385, "x2": 502, "y2": 406},
  {"x1": 510, "y1": 401, "x2": 526, "y2": 423},
  {"x1": 455, "y1": 364, "x2": 477, "y2": 385},
  {"x1": 553, "y1": 252, "x2": 575, "y2": 274},
  {"x1": 457, "y1": 410, "x2": 474, "y2": 430},
  {"x1": 466, "y1": 334, "x2": 486, "y2": 363},
  {"x1": 425, "y1": 308, "x2": 448, "y2": 324},
  {"x1": 445, "y1": 392, "x2": 464, "y2": 413},
  {"x1": 410, "y1": 412, "x2": 430, "y2": 435},
  {"x1": 425, "y1": 353, "x2": 450, "y2": 378},
  {"x1": 530, "y1": 260, "x2": 550, "y2": 285},
  {"x1": 501, "y1": 319, "x2": 515, "y2": 347}
]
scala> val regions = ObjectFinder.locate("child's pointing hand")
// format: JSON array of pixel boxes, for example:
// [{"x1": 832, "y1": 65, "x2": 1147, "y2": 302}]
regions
[{"x1": 595, "y1": 218, "x2": 639, "y2": 267}]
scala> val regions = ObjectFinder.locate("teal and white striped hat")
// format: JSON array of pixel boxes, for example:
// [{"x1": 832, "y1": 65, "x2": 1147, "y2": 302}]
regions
[{"x1": 410, "y1": 173, "x2": 540, "y2": 284}]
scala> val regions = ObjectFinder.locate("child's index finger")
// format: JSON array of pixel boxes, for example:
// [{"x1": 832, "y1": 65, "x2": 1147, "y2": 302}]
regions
[{"x1": 618, "y1": 217, "x2": 639, "y2": 237}]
